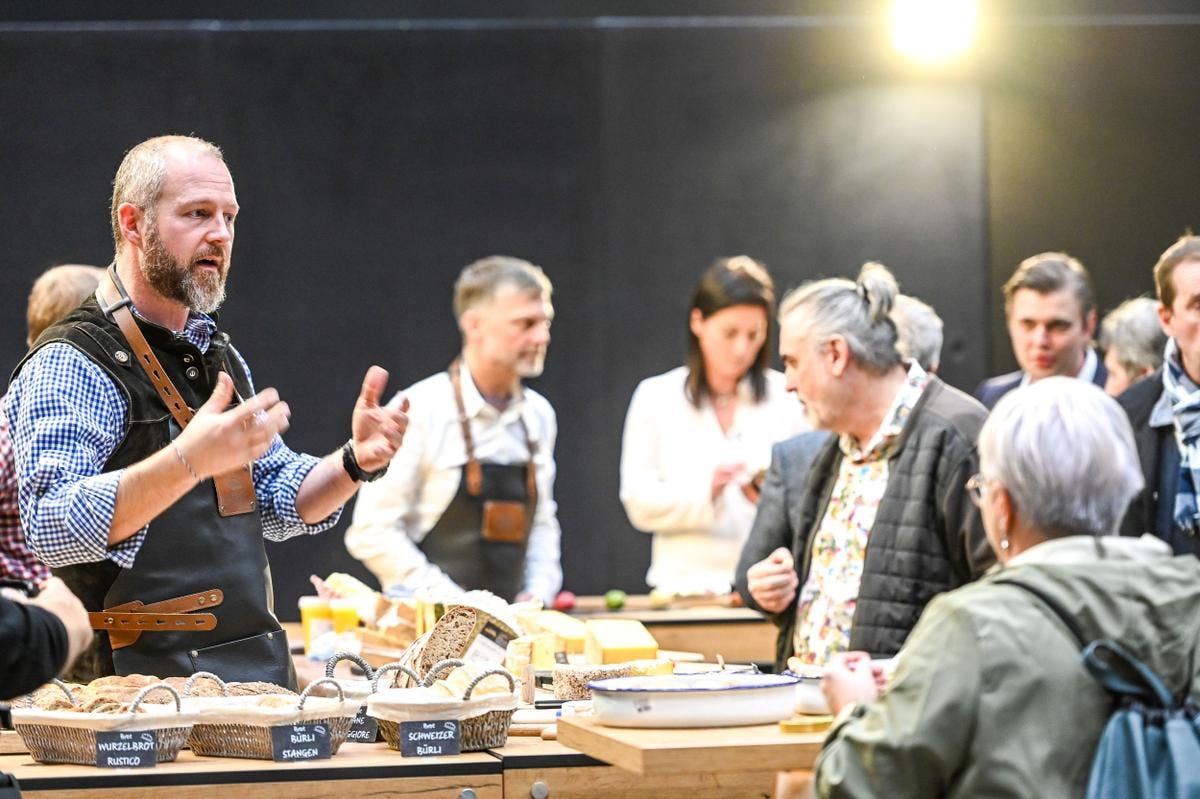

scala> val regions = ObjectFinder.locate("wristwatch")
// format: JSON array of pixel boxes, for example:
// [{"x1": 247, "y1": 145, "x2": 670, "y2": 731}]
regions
[{"x1": 341, "y1": 439, "x2": 388, "y2": 483}]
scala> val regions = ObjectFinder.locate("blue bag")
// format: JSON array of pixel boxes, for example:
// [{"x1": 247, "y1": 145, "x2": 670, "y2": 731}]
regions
[
  {"x1": 1080, "y1": 639, "x2": 1200, "y2": 798},
  {"x1": 998, "y1": 579, "x2": 1200, "y2": 799}
]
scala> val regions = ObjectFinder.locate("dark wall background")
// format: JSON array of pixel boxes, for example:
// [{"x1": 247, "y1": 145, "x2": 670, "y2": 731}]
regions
[
  {"x1": 983, "y1": 18, "x2": 1200, "y2": 371},
  {"x1": 1, "y1": 3, "x2": 1194, "y2": 619}
]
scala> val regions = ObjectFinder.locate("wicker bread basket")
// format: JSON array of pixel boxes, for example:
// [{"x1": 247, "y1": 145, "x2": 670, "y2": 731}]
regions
[
  {"x1": 368, "y1": 659, "x2": 517, "y2": 752},
  {"x1": 183, "y1": 672, "x2": 358, "y2": 759},
  {"x1": 303, "y1": 651, "x2": 377, "y2": 702},
  {"x1": 13, "y1": 681, "x2": 193, "y2": 766}
]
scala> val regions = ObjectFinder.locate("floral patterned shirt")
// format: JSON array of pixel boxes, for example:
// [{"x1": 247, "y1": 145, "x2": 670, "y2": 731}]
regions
[{"x1": 792, "y1": 362, "x2": 930, "y2": 665}]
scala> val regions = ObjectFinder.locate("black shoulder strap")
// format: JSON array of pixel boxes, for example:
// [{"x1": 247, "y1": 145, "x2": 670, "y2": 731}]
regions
[{"x1": 993, "y1": 578, "x2": 1089, "y2": 649}]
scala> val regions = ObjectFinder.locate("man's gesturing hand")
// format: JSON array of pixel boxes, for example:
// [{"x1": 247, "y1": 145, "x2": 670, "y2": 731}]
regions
[
  {"x1": 351, "y1": 366, "x2": 409, "y2": 473},
  {"x1": 747, "y1": 547, "x2": 799, "y2": 613},
  {"x1": 173, "y1": 372, "x2": 291, "y2": 479}
]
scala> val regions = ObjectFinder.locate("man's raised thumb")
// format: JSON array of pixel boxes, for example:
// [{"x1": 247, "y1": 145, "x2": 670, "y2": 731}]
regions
[{"x1": 202, "y1": 371, "x2": 235, "y2": 412}]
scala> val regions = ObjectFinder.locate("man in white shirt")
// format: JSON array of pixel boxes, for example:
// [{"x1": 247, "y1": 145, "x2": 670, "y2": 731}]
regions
[
  {"x1": 973, "y1": 252, "x2": 1106, "y2": 409},
  {"x1": 346, "y1": 256, "x2": 562, "y2": 603}
]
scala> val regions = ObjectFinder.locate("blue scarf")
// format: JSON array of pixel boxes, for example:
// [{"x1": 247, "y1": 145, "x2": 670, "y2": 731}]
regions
[{"x1": 1163, "y1": 338, "x2": 1200, "y2": 534}]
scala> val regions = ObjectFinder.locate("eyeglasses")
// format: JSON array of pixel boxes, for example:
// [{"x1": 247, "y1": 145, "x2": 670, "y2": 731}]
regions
[{"x1": 966, "y1": 473, "x2": 986, "y2": 506}]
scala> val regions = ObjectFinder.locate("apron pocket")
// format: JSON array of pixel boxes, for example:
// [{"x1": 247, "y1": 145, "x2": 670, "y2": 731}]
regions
[
  {"x1": 481, "y1": 499, "x2": 528, "y2": 543},
  {"x1": 188, "y1": 628, "x2": 294, "y2": 688}
]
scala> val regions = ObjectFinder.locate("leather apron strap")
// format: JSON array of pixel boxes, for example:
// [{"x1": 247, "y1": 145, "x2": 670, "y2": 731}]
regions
[
  {"x1": 96, "y1": 268, "x2": 256, "y2": 517},
  {"x1": 449, "y1": 358, "x2": 537, "y2": 503}
]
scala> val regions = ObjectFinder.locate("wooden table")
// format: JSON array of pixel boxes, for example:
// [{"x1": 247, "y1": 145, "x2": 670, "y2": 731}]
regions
[
  {"x1": 1, "y1": 742, "x2": 502, "y2": 799},
  {"x1": 0, "y1": 723, "x2": 814, "y2": 798},
  {"x1": 556, "y1": 714, "x2": 823, "y2": 775},
  {"x1": 492, "y1": 735, "x2": 778, "y2": 798},
  {"x1": 571, "y1": 596, "x2": 776, "y2": 664},
  {"x1": 0, "y1": 729, "x2": 25, "y2": 755}
]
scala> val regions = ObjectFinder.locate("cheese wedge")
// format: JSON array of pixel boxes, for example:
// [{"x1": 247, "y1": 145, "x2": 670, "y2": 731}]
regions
[
  {"x1": 583, "y1": 619, "x2": 659, "y2": 664},
  {"x1": 534, "y1": 610, "x2": 588, "y2": 655}
]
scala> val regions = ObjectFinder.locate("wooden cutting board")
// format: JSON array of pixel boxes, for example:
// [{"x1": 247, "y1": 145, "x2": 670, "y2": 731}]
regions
[{"x1": 556, "y1": 714, "x2": 824, "y2": 775}]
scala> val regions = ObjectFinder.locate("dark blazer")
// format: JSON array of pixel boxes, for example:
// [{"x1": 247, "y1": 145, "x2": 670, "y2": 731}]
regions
[
  {"x1": 735, "y1": 431, "x2": 831, "y2": 669},
  {"x1": 735, "y1": 378, "x2": 992, "y2": 671},
  {"x1": 1117, "y1": 369, "x2": 1199, "y2": 556},
  {"x1": 973, "y1": 350, "x2": 1108, "y2": 410}
]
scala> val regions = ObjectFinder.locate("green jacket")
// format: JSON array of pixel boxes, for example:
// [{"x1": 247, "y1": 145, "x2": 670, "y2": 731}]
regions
[{"x1": 815, "y1": 535, "x2": 1200, "y2": 798}]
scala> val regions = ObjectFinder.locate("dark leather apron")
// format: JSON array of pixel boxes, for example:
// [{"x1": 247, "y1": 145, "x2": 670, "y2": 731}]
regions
[
  {"x1": 22, "y1": 271, "x2": 294, "y2": 687},
  {"x1": 105, "y1": 423, "x2": 293, "y2": 686},
  {"x1": 417, "y1": 361, "x2": 536, "y2": 600}
]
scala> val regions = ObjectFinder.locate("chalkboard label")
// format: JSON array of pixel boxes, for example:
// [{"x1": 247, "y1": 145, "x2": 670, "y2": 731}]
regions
[
  {"x1": 399, "y1": 719, "x2": 460, "y2": 757},
  {"x1": 270, "y1": 723, "x2": 332, "y2": 762},
  {"x1": 94, "y1": 730, "x2": 156, "y2": 768},
  {"x1": 346, "y1": 704, "x2": 378, "y2": 742}
]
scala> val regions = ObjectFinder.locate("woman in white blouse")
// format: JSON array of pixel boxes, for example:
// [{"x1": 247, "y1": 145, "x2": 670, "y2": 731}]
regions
[{"x1": 620, "y1": 256, "x2": 809, "y2": 594}]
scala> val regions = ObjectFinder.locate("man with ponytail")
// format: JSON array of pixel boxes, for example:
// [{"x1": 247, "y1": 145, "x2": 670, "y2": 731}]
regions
[{"x1": 739, "y1": 262, "x2": 991, "y2": 671}]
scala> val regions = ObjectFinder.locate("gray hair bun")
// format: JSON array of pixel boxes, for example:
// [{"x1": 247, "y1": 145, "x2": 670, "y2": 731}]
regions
[{"x1": 857, "y1": 261, "x2": 899, "y2": 324}]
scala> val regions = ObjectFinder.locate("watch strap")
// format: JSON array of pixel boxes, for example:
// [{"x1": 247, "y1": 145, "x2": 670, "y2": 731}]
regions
[{"x1": 343, "y1": 438, "x2": 387, "y2": 482}]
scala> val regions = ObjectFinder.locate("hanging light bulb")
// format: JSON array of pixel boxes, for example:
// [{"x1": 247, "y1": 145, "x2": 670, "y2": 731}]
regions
[{"x1": 892, "y1": 0, "x2": 978, "y2": 63}]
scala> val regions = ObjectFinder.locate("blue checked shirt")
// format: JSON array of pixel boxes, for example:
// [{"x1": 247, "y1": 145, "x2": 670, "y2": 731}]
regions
[{"x1": 5, "y1": 310, "x2": 339, "y2": 569}]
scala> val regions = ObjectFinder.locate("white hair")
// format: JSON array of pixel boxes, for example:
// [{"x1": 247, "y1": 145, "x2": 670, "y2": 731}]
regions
[
  {"x1": 980, "y1": 377, "x2": 1144, "y2": 537},
  {"x1": 778, "y1": 261, "x2": 902, "y2": 375},
  {"x1": 1100, "y1": 296, "x2": 1166, "y2": 378},
  {"x1": 892, "y1": 294, "x2": 944, "y2": 372}
]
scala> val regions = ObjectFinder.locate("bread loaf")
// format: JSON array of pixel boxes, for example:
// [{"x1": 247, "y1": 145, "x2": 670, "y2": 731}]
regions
[
  {"x1": 226, "y1": 681, "x2": 295, "y2": 697},
  {"x1": 417, "y1": 606, "x2": 479, "y2": 677}
]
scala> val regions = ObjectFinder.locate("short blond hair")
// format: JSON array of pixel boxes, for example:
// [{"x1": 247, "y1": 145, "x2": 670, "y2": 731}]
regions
[
  {"x1": 110, "y1": 135, "x2": 224, "y2": 251},
  {"x1": 453, "y1": 255, "x2": 552, "y2": 320},
  {"x1": 27, "y1": 264, "x2": 106, "y2": 346}
]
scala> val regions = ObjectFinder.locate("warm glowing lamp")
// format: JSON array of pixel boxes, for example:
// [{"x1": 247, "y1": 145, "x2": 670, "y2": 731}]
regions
[{"x1": 892, "y1": 0, "x2": 978, "y2": 63}]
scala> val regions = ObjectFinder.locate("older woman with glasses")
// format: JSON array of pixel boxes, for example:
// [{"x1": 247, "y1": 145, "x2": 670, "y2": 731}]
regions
[{"x1": 807, "y1": 377, "x2": 1200, "y2": 798}]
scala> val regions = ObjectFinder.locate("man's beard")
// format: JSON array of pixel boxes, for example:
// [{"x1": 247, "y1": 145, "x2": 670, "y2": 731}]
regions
[
  {"x1": 517, "y1": 348, "x2": 547, "y2": 378},
  {"x1": 141, "y1": 226, "x2": 227, "y2": 314}
]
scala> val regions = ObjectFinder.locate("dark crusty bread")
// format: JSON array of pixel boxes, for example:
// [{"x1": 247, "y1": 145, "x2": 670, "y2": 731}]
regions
[{"x1": 417, "y1": 606, "x2": 478, "y2": 678}]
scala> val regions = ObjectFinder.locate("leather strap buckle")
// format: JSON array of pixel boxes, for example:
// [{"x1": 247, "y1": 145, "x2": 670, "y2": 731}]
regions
[{"x1": 99, "y1": 588, "x2": 224, "y2": 650}]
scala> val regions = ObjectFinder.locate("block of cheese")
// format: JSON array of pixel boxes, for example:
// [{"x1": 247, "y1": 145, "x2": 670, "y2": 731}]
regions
[
  {"x1": 505, "y1": 633, "x2": 557, "y2": 674},
  {"x1": 530, "y1": 632, "x2": 557, "y2": 669},
  {"x1": 505, "y1": 637, "x2": 534, "y2": 676},
  {"x1": 534, "y1": 610, "x2": 588, "y2": 655},
  {"x1": 583, "y1": 619, "x2": 659, "y2": 664}
]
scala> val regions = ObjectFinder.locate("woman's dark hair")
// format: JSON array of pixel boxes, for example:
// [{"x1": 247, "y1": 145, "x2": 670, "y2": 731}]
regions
[{"x1": 684, "y1": 256, "x2": 776, "y2": 409}]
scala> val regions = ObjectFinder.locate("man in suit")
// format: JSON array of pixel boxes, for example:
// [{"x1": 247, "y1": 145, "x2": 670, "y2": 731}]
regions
[
  {"x1": 974, "y1": 252, "x2": 1106, "y2": 409},
  {"x1": 1119, "y1": 235, "x2": 1200, "y2": 556}
]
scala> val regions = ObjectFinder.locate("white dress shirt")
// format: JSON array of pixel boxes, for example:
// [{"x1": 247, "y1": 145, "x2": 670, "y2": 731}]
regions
[
  {"x1": 345, "y1": 365, "x2": 561, "y2": 602},
  {"x1": 619, "y1": 367, "x2": 809, "y2": 593}
]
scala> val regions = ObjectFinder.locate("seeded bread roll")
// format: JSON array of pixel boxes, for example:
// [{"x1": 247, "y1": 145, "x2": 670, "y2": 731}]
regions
[
  {"x1": 417, "y1": 606, "x2": 479, "y2": 678},
  {"x1": 552, "y1": 663, "x2": 636, "y2": 701}
]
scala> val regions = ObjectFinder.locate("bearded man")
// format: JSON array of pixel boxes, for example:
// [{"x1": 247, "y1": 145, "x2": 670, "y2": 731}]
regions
[{"x1": 5, "y1": 136, "x2": 409, "y2": 685}]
